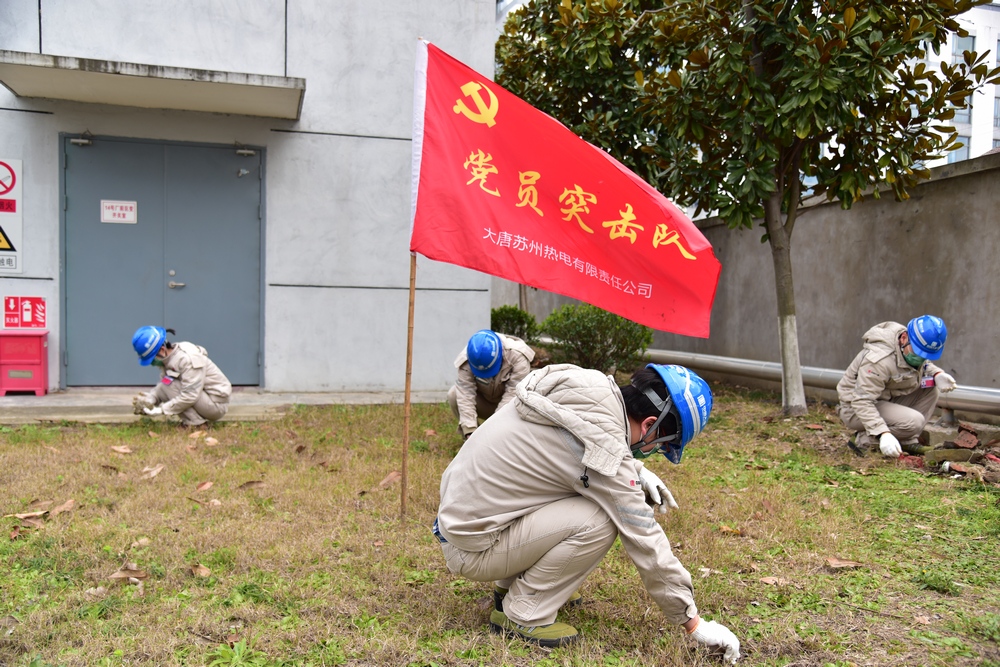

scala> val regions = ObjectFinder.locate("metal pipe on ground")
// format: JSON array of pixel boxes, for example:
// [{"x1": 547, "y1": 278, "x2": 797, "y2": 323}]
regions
[{"x1": 645, "y1": 349, "x2": 1000, "y2": 416}]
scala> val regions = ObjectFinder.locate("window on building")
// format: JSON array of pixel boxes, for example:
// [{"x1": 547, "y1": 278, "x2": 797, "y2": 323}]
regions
[
  {"x1": 953, "y1": 102, "x2": 972, "y2": 125},
  {"x1": 948, "y1": 136, "x2": 970, "y2": 163},
  {"x1": 994, "y1": 139, "x2": 1000, "y2": 149},
  {"x1": 995, "y1": 96, "x2": 1000, "y2": 128},
  {"x1": 953, "y1": 35, "x2": 975, "y2": 62}
]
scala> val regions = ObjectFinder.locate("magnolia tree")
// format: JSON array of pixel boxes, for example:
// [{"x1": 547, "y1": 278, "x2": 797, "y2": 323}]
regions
[{"x1": 497, "y1": 0, "x2": 999, "y2": 414}]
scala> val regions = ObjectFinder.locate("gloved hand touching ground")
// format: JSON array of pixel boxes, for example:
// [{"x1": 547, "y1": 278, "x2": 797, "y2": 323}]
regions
[
  {"x1": 934, "y1": 372, "x2": 957, "y2": 393},
  {"x1": 638, "y1": 466, "x2": 678, "y2": 513},
  {"x1": 143, "y1": 406, "x2": 163, "y2": 416},
  {"x1": 879, "y1": 432, "x2": 902, "y2": 458},
  {"x1": 689, "y1": 618, "x2": 741, "y2": 663},
  {"x1": 132, "y1": 393, "x2": 155, "y2": 415}
]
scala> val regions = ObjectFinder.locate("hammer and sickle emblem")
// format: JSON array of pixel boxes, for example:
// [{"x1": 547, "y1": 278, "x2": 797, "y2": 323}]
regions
[{"x1": 453, "y1": 81, "x2": 499, "y2": 127}]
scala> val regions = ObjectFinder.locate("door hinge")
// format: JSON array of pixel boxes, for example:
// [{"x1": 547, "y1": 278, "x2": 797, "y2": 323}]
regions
[
  {"x1": 63, "y1": 351, "x2": 68, "y2": 366},
  {"x1": 257, "y1": 352, "x2": 262, "y2": 366}
]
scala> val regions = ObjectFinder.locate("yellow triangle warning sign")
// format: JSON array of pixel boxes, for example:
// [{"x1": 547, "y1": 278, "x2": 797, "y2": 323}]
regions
[{"x1": 0, "y1": 225, "x2": 14, "y2": 251}]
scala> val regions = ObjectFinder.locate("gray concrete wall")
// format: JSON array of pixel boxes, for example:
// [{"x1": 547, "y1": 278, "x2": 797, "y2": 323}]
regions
[
  {"x1": 0, "y1": 0, "x2": 496, "y2": 392},
  {"x1": 499, "y1": 153, "x2": 1000, "y2": 390}
]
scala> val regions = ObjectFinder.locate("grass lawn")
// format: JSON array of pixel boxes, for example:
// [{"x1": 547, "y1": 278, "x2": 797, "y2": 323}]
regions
[{"x1": 1, "y1": 383, "x2": 998, "y2": 667}]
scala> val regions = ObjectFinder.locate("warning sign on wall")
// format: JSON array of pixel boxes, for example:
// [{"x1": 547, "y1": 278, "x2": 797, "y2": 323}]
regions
[
  {"x1": 0, "y1": 159, "x2": 23, "y2": 274},
  {"x1": 4, "y1": 296, "x2": 45, "y2": 328}
]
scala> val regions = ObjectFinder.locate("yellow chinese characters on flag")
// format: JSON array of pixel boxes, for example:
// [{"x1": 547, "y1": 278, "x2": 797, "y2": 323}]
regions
[{"x1": 409, "y1": 41, "x2": 720, "y2": 337}]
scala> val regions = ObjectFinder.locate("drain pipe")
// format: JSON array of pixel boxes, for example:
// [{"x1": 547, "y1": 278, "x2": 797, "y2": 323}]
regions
[{"x1": 645, "y1": 349, "x2": 1000, "y2": 416}]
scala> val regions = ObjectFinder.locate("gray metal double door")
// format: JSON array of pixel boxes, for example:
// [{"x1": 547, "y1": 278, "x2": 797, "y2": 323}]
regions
[{"x1": 63, "y1": 137, "x2": 262, "y2": 386}]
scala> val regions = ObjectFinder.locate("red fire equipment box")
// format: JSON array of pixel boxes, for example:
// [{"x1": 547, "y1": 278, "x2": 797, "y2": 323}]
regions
[{"x1": 0, "y1": 329, "x2": 48, "y2": 396}]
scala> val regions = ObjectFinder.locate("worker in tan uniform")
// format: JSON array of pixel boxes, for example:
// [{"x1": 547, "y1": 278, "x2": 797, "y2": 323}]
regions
[
  {"x1": 447, "y1": 329, "x2": 535, "y2": 439},
  {"x1": 837, "y1": 315, "x2": 956, "y2": 457},
  {"x1": 434, "y1": 363, "x2": 740, "y2": 662},
  {"x1": 131, "y1": 326, "x2": 232, "y2": 427}
]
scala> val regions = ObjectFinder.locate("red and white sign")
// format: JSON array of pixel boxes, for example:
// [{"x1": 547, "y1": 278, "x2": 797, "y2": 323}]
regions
[
  {"x1": 5, "y1": 296, "x2": 46, "y2": 328},
  {"x1": 101, "y1": 200, "x2": 138, "y2": 224},
  {"x1": 409, "y1": 42, "x2": 720, "y2": 337},
  {"x1": 0, "y1": 158, "x2": 22, "y2": 274}
]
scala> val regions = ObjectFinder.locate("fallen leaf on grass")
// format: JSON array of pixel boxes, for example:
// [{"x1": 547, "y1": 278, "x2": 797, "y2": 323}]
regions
[
  {"x1": 111, "y1": 445, "x2": 132, "y2": 454},
  {"x1": 186, "y1": 496, "x2": 206, "y2": 506},
  {"x1": 294, "y1": 444, "x2": 306, "y2": 454},
  {"x1": 185, "y1": 445, "x2": 197, "y2": 453},
  {"x1": 27, "y1": 499, "x2": 53, "y2": 510},
  {"x1": 698, "y1": 567, "x2": 721, "y2": 578},
  {"x1": 373, "y1": 540, "x2": 384, "y2": 547},
  {"x1": 238, "y1": 480, "x2": 264, "y2": 490},
  {"x1": 4, "y1": 510, "x2": 47, "y2": 519},
  {"x1": 140, "y1": 464, "x2": 165, "y2": 480},
  {"x1": 131, "y1": 537, "x2": 151, "y2": 548},
  {"x1": 188, "y1": 430, "x2": 207, "y2": 440},
  {"x1": 21, "y1": 518, "x2": 44, "y2": 529},
  {"x1": 204, "y1": 437, "x2": 219, "y2": 447},
  {"x1": 84, "y1": 586, "x2": 108, "y2": 600},
  {"x1": 825, "y1": 557, "x2": 864, "y2": 569},
  {"x1": 49, "y1": 499, "x2": 75, "y2": 517},
  {"x1": 196, "y1": 481, "x2": 213, "y2": 491},
  {"x1": 208, "y1": 499, "x2": 221, "y2": 507},
  {"x1": 378, "y1": 471, "x2": 402, "y2": 489},
  {"x1": 190, "y1": 563, "x2": 211, "y2": 577},
  {"x1": 109, "y1": 567, "x2": 148, "y2": 581},
  {"x1": 147, "y1": 431, "x2": 158, "y2": 439},
  {"x1": 424, "y1": 429, "x2": 437, "y2": 436},
  {"x1": 719, "y1": 524, "x2": 743, "y2": 536},
  {"x1": 100, "y1": 464, "x2": 120, "y2": 474},
  {"x1": 914, "y1": 615, "x2": 932, "y2": 625},
  {"x1": 805, "y1": 424, "x2": 824, "y2": 430},
  {"x1": 45, "y1": 446, "x2": 59, "y2": 453},
  {"x1": 10, "y1": 526, "x2": 24, "y2": 540},
  {"x1": 760, "y1": 576, "x2": 789, "y2": 586}
]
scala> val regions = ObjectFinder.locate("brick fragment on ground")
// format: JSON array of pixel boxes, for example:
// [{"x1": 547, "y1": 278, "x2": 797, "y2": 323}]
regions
[
  {"x1": 897, "y1": 454, "x2": 924, "y2": 469},
  {"x1": 953, "y1": 429, "x2": 980, "y2": 450}
]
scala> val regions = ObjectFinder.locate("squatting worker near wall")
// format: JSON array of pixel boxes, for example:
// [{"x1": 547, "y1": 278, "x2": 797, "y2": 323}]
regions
[
  {"x1": 837, "y1": 315, "x2": 956, "y2": 458},
  {"x1": 434, "y1": 363, "x2": 741, "y2": 662},
  {"x1": 447, "y1": 329, "x2": 534, "y2": 439},
  {"x1": 131, "y1": 326, "x2": 233, "y2": 428}
]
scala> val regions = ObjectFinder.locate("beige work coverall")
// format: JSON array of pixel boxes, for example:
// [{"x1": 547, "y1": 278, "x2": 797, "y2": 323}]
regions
[
  {"x1": 437, "y1": 364, "x2": 698, "y2": 628},
  {"x1": 837, "y1": 322, "x2": 942, "y2": 449},
  {"x1": 149, "y1": 342, "x2": 232, "y2": 426},
  {"x1": 447, "y1": 333, "x2": 535, "y2": 437}
]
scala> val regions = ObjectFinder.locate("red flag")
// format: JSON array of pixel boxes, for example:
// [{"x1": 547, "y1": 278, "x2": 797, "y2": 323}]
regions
[{"x1": 410, "y1": 41, "x2": 720, "y2": 337}]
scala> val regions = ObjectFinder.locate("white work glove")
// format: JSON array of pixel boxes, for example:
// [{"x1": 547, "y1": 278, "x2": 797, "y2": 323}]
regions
[
  {"x1": 131, "y1": 392, "x2": 155, "y2": 415},
  {"x1": 638, "y1": 466, "x2": 678, "y2": 513},
  {"x1": 143, "y1": 406, "x2": 163, "y2": 416},
  {"x1": 879, "y1": 432, "x2": 902, "y2": 458},
  {"x1": 934, "y1": 372, "x2": 957, "y2": 393},
  {"x1": 690, "y1": 618, "x2": 741, "y2": 664}
]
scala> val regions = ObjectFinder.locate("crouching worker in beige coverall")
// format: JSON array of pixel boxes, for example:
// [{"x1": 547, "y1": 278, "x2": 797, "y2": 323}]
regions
[
  {"x1": 447, "y1": 329, "x2": 534, "y2": 439},
  {"x1": 131, "y1": 326, "x2": 232, "y2": 427},
  {"x1": 837, "y1": 315, "x2": 956, "y2": 458},
  {"x1": 434, "y1": 363, "x2": 741, "y2": 662}
]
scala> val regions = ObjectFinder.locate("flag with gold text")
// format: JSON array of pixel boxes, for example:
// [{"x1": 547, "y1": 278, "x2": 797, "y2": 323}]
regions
[{"x1": 409, "y1": 41, "x2": 720, "y2": 337}]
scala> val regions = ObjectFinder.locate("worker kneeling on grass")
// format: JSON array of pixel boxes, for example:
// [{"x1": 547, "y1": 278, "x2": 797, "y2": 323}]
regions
[
  {"x1": 433, "y1": 362, "x2": 741, "y2": 663},
  {"x1": 131, "y1": 326, "x2": 232, "y2": 428}
]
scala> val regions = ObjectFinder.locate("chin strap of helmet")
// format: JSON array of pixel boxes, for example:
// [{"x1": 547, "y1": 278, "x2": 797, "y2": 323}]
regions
[{"x1": 630, "y1": 384, "x2": 681, "y2": 460}]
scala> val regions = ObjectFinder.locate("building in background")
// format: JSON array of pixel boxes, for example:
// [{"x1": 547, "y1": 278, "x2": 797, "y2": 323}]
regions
[
  {"x1": 925, "y1": 3, "x2": 1000, "y2": 165},
  {"x1": 0, "y1": 0, "x2": 495, "y2": 392}
]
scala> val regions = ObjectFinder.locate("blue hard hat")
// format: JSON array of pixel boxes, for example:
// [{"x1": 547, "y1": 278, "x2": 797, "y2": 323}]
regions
[
  {"x1": 132, "y1": 326, "x2": 166, "y2": 366},
  {"x1": 644, "y1": 364, "x2": 713, "y2": 464},
  {"x1": 907, "y1": 315, "x2": 947, "y2": 360},
  {"x1": 467, "y1": 330, "x2": 503, "y2": 379}
]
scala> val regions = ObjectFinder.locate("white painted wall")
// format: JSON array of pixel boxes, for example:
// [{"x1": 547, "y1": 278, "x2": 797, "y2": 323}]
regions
[{"x1": 0, "y1": 0, "x2": 496, "y2": 392}]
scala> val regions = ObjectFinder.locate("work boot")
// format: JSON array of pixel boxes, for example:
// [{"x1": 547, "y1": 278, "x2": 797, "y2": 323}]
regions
[
  {"x1": 489, "y1": 609, "x2": 578, "y2": 647},
  {"x1": 493, "y1": 586, "x2": 582, "y2": 612}
]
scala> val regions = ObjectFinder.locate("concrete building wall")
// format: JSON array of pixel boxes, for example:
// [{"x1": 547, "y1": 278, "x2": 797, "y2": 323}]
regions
[
  {"x1": 0, "y1": 0, "x2": 496, "y2": 392},
  {"x1": 501, "y1": 153, "x2": 1000, "y2": 390}
]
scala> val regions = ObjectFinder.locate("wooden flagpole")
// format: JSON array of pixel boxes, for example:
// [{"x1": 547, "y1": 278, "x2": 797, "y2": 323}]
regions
[{"x1": 401, "y1": 252, "x2": 417, "y2": 520}]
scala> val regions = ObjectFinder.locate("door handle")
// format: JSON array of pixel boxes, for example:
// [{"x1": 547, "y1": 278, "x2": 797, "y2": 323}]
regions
[{"x1": 168, "y1": 281, "x2": 186, "y2": 289}]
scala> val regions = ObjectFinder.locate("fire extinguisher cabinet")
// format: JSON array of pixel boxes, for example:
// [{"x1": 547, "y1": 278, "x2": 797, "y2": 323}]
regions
[{"x1": 0, "y1": 329, "x2": 48, "y2": 396}]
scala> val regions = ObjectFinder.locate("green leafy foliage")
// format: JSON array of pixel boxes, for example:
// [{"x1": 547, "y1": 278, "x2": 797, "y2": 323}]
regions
[
  {"x1": 540, "y1": 303, "x2": 652, "y2": 373},
  {"x1": 489, "y1": 304, "x2": 539, "y2": 343},
  {"x1": 498, "y1": 0, "x2": 1000, "y2": 413}
]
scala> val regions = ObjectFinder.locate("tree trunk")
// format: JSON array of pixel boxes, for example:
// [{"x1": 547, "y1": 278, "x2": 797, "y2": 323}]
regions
[{"x1": 763, "y1": 193, "x2": 807, "y2": 416}]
